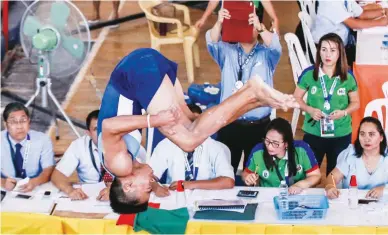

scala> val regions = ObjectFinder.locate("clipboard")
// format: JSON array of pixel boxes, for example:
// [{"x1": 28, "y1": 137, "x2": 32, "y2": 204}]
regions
[{"x1": 222, "y1": 1, "x2": 255, "y2": 43}]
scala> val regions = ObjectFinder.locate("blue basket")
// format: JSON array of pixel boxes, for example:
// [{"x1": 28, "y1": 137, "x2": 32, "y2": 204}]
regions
[{"x1": 273, "y1": 195, "x2": 329, "y2": 220}]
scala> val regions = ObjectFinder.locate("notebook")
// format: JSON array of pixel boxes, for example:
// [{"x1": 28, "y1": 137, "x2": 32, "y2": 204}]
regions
[
  {"x1": 222, "y1": 1, "x2": 255, "y2": 43},
  {"x1": 194, "y1": 199, "x2": 247, "y2": 213}
]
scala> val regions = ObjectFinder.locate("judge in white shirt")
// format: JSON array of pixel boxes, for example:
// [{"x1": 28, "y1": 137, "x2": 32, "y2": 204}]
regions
[
  {"x1": 51, "y1": 110, "x2": 146, "y2": 201},
  {"x1": 149, "y1": 137, "x2": 235, "y2": 197}
]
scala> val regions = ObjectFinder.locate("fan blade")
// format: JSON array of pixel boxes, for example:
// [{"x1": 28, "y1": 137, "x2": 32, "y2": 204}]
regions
[
  {"x1": 62, "y1": 35, "x2": 85, "y2": 59},
  {"x1": 50, "y1": 1, "x2": 70, "y2": 30},
  {"x1": 23, "y1": 16, "x2": 42, "y2": 37}
]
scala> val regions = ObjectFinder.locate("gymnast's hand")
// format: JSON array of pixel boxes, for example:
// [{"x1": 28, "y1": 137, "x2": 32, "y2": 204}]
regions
[{"x1": 155, "y1": 109, "x2": 179, "y2": 127}]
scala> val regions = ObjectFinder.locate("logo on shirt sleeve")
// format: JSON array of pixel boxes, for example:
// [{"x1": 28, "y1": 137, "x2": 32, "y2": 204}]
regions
[
  {"x1": 337, "y1": 88, "x2": 346, "y2": 96},
  {"x1": 311, "y1": 86, "x2": 317, "y2": 95},
  {"x1": 262, "y1": 170, "x2": 270, "y2": 178},
  {"x1": 297, "y1": 164, "x2": 303, "y2": 173}
]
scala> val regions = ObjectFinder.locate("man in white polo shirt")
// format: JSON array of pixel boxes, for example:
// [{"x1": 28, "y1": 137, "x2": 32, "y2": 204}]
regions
[
  {"x1": 149, "y1": 137, "x2": 234, "y2": 196},
  {"x1": 51, "y1": 109, "x2": 146, "y2": 200}
]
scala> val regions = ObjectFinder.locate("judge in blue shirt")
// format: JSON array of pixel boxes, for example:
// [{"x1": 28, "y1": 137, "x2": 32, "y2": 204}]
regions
[
  {"x1": 1, "y1": 102, "x2": 55, "y2": 192},
  {"x1": 206, "y1": 8, "x2": 281, "y2": 173}
]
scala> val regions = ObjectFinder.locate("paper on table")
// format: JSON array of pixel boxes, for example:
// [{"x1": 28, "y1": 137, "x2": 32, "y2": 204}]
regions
[
  {"x1": 13, "y1": 177, "x2": 30, "y2": 192},
  {"x1": 360, "y1": 26, "x2": 388, "y2": 34},
  {"x1": 1, "y1": 195, "x2": 55, "y2": 214},
  {"x1": 55, "y1": 182, "x2": 112, "y2": 214}
]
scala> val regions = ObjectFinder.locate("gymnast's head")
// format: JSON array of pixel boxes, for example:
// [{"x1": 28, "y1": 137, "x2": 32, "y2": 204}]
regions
[{"x1": 109, "y1": 157, "x2": 155, "y2": 214}]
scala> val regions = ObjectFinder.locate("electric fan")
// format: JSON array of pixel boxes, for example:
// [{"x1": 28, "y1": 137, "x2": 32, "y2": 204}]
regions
[{"x1": 20, "y1": 0, "x2": 92, "y2": 138}]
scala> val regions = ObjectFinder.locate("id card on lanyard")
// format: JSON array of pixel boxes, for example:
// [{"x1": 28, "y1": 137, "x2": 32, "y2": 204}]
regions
[
  {"x1": 6, "y1": 133, "x2": 31, "y2": 178},
  {"x1": 184, "y1": 146, "x2": 202, "y2": 181},
  {"x1": 319, "y1": 73, "x2": 338, "y2": 137}
]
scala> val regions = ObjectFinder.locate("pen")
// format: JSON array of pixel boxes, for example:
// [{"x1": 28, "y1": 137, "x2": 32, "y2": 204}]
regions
[
  {"x1": 330, "y1": 173, "x2": 336, "y2": 189},
  {"x1": 254, "y1": 165, "x2": 259, "y2": 186}
]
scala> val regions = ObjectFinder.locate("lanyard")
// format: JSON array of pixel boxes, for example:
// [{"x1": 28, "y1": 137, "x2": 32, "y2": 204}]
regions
[
  {"x1": 319, "y1": 75, "x2": 339, "y2": 105},
  {"x1": 88, "y1": 139, "x2": 102, "y2": 181},
  {"x1": 183, "y1": 145, "x2": 202, "y2": 181},
  {"x1": 6, "y1": 133, "x2": 31, "y2": 174},
  {"x1": 272, "y1": 155, "x2": 294, "y2": 186},
  {"x1": 237, "y1": 45, "x2": 257, "y2": 82}
]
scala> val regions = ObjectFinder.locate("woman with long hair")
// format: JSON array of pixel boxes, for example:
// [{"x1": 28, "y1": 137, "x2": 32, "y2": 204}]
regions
[
  {"x1": 241, "y1": 118, "x2": 321, "y2": 194},
  {"x1": 293, "y1": 33, "x2": 360, "y2": 176},
  {"x1": 325, "y1": 117, "x2": 388, "y2": 199}
]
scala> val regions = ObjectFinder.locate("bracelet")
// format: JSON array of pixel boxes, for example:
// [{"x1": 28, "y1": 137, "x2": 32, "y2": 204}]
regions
[
  {"x1": 147, "y1": 114, "x2": 151, "y2": 129},
  {"x1": 343, "y1": 110, "x2": 348, "y2": 117}
]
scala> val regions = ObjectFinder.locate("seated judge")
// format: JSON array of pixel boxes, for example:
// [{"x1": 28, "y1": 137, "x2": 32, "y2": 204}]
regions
[
  {"x1": 242, "y1": 118, "x2": 321, "y2": 195},
  {"x1": 51, "y1": 109, "x2": 146, "y2": 201},
  {"x1": 1, "y1": 102, "x2": 55, "y2": 192},
  {"x1": 325, "y1": 117, "x2": 388, "y2": 200},
  {"x1": 149, "y1": 137, "x2": 234, "y2": 197}
]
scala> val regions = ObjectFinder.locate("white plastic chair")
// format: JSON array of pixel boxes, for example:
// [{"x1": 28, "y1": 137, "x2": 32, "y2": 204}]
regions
[
  {"x1": 298, "y1": 11, "x2": 317, "y2": 63},
  {"x1": 298, "y1": 0, "x2": 317, "y2": 20},
  {"x1": 364, "y1": 98, "x2": 388, "y2": 137},
  {"x1": 382, "y1": 81, "x2": 388, "y2": 98},
  {"x1": 284, "y1": 33, "x2": 311, "y2": 136}
]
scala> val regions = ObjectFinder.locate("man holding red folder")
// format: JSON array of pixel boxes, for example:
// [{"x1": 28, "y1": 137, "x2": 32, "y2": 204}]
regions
[{"x1": 206, "y1": 7, "x2": 282, "y2": 174}]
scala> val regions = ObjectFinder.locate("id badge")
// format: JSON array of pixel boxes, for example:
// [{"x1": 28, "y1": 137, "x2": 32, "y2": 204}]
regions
[{"x1": 320, "y1": 116, "x2": 335, "y2": 137}]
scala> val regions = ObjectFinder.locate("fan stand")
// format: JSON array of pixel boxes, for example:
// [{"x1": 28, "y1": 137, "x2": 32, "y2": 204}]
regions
[{"x1": 25, "y1": 52, "x2": 81, "y2": 139}]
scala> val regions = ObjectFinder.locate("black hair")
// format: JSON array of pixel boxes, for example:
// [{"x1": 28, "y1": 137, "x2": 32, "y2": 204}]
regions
[
  {"x1": 354, "y1": 116, "x2": 387, "y2": 157},
  {"x1": 2, "y1": 102, "x2": 30, "y2": 121},
  {"x1": 263, "y1": 118, "x2": 298, "y2": 177},
  {"x1": 187, "y1": 103, "x2": 202, "y2": 114},
  {"x1": 86, "y1": 110, "x2": 99, "y2": 131},
  {"x1": 109, "y1": 177, "x2": 148, "y2": 214}
]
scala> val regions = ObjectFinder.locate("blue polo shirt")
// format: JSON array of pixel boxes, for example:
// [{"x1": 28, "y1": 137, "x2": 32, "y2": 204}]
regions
[{"x1": 205, "y1": 31, "x2": 281, "y2": 120}]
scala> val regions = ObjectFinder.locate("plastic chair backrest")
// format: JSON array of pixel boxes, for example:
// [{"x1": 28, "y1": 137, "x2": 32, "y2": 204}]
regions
[
  {"x1": 298, "y1": 0, "x2": 317, "y2": 20},
  {"x1": 298, "y1": 11, "x2": 317, "y2": 63},
  {"x1": 364, "y1": 98, "x2": 388, "y2": 137},
  {"x1": 284, "y1": 33, "x2": 310, "y2": 85}
]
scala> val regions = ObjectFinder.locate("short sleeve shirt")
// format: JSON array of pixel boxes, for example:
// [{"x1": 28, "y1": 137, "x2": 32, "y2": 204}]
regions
[
  {"x1": 297, "y1": 66, "x2": 358, "y2": 137},
  {"x1": 245, "y1": 140, "x2": 319, "y2": 187},
  {"x1": 336, "y1": 144, "x2": 388, "y2": 189}
]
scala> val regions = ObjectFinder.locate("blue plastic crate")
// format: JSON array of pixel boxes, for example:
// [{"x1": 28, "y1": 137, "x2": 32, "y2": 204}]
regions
[{"x1": 273, "y1": 195, "x2": 329, "y2": 220}]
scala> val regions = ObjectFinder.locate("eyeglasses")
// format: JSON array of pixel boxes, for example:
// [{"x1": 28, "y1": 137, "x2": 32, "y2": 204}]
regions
[
  {"x1": 7, "y1": 118, "x2": 29, "y2": 126},
  {"x1": 264, "y1": 138, "x2": 284, "y2": 148}
]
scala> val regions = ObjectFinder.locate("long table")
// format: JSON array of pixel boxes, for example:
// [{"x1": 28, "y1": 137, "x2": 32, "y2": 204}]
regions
[{"x1": 1, "y1": 185, "x2": 388, "y2": 234}]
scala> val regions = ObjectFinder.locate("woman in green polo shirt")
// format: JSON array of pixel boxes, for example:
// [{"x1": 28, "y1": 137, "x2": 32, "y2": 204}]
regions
[
  {"x1": 293, "y1": 33, "x2": 360, "y2": 176},
  {"x1": 241, "y1": 118, "x2": 321, "y2": 195}
]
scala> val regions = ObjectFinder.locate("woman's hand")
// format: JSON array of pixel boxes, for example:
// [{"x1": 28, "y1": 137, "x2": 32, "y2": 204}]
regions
[
  {"x1": 308, "y1": 107, "x2": 324, "y2": 121},
  {"x1": 366, "y1": 185, "x2": 385, "y2": 199},
  {"x1": 329, "y1": 110, "x2": 346, "y2": 120},
  {"x1": 288, "y1": 185, "x2": 303, "y2": 195}
]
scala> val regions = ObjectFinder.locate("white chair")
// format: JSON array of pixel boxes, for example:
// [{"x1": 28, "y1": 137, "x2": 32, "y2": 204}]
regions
[
  {"x1": 298, "y1": 0, "x2": 317, "y2": 20},
  {"x1": 298, "y1": 11, "x2": 317, "y2": 63},
  {"x1": 364, "y1": 98, "x2": 388, "y2": 137},
  {"x1": 382, "y1": 81, "x2": 388, "y2": 98},
  {"x1": 284, "y1": 33, "x2": 311, "y2": 136}
]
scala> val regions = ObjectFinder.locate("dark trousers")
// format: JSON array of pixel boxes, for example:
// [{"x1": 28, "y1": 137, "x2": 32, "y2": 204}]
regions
[
  {"x1": 303, "y1": 133, "x2": 351, "y2": 176},
  {"x1": 218, "y1": 117, "x2": 270, "y2": 174}
]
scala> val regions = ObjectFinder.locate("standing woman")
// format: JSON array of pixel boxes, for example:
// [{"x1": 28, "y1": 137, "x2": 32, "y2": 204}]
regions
[{"x1": 293, "y1": 33, "x2": 360, "y2": 176}]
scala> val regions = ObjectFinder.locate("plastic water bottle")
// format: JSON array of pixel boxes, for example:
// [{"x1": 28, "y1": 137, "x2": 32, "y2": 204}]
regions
[
  {"x1": 348, "y1": 175, "x2": 358, "y2": 209},
  {"x1": 381, "y1": 35, "x2": 388, "y2": 64},
  {"x1": 279, "y1": 180, "x2": 289, "y2": 210}
]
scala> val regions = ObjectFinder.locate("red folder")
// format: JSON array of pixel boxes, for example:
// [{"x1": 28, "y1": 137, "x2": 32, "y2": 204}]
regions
[{"x1": 222, "y1": 1, "x2": 255, "y2": 43}]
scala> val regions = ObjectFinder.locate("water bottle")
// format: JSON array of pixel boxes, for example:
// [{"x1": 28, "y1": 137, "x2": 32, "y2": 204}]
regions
[
  {"x1": 381, "y1": 35, "x2": 388, "y2": 65},
  {"x1": 279, "y1": 180, "x2": 289, "y2": 210},
  {"x1": 348, "y1": 175, "x2": 358, "y2": 209}
]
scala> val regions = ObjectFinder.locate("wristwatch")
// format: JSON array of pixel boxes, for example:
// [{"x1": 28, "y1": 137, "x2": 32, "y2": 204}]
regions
[{"x1": 256, "y1": 26, "x2": 265, "y2": 34}]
